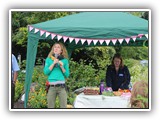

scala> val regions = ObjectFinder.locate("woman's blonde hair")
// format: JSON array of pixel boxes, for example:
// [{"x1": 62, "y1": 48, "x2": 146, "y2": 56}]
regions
[
  {"x1": 130, "y1": 80, "x2": 148, "y2": 108},
  {"x1": 48, "y1": 42, "x2": 68, "y2": 59}
]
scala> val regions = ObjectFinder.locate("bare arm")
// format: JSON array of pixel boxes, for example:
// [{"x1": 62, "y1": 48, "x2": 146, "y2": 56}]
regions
[{"x1": 13, "y1": 71, "x2": 18, "y2": 84}]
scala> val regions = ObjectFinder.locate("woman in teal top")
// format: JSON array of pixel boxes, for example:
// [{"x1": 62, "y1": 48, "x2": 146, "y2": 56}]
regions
[{"x1": 44, "y1": 42, "x2": 70, "y2": 108}]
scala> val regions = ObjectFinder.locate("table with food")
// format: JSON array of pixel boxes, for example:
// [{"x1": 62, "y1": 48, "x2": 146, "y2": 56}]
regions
[{"x1": 73, "y1": 87, "x2": 131, "y2": 108}]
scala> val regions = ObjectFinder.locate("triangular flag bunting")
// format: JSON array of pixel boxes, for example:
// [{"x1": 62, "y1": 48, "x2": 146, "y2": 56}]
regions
[
  {"x1": 131, "y1": 36, "x2": 137, "y2": 42},
  {"x1": 40, "y1": 30, "x2": 45, "y2": 36},
  {"x1": 145, "y1": 34, "x2": 148, "y2": 39},
  {"x1": 63, "y1": 36, "x2": 68, "y2": 43},
  {"x1": 57, "y1": 35, "x2": 62, "y2": 41},
  {"x1": 34, "y1": 28, "x2": 39, "y2": 33},
  {"x1": 99, "y1": 40, "x2": 104, "y2": 45},
  {"x1": 105, "y1": 40, "x2": 110, "y2": 45},
  {"x1": 29, "y1": 26, "x2": 34, "y2": 32},
  {"x1": 138, "y1": 34, "x2": 143, "y2": 38},
  {"x1": 75, "y1": 38, "x2": 80, "y2": 44},
  {"x1": 118, "y1": 38, "x2": 123, "y2": 44},
  {"x1": 69, "y1": 37, "x2": 74, "y2": 43},
  {"x1": 125, "y1": 38, "x2": 130, "y2": 44},
  {"x1": 87, "y1": 39, "x2": 92, "y2": 45},
  {"x1": 46, "y1": 32, "x2": 50, "y2": 38},
  {"x1": 51, "y1": 34, "x2": 56, "y2": 39},
  {"x1": 93, "y1": 39, "x2": 98, "y2": 45},
  {"x1": 81, "y1": 39, "x2": 86, "y2": 45},
  {"x1": 111, "y1": 39, "x2": 117, "y2": 45}
]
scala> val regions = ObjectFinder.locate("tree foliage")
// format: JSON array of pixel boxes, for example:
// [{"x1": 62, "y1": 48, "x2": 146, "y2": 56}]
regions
[
  {"x1": 120, "y1": 47, "x2": 148, "y2": 60},
  {"x1": 11, "y1": 11, "x2": 77, "y2": 59}
]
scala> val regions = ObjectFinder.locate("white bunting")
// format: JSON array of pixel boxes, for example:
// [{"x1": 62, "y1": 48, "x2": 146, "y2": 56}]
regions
[
  {"x1": 93, "y1": 39, "x2": 98, "y2": 45},
  {"x1": 111, "y1": 39, "x2": 117, "y2": 45},
  {"x1": 105, "y1": 40, "x2": 110, "y2": 45},
  {"x1": 57, "y1": 35, "x2": 62, "y2": 41},
  {"x1": 118, "y1": 38, "x2": 123, "y2": 44},
  {"x1": 69, "y1": 37, "x2": 74, "y2": 43},
  {"x1": 75, "y1": 38, "x2": 80, "y2": 44},
  {"x1": 125, "y1": 38, "x2": 130, "y2": 44},
  {"x1": 145, "y1": 34, "x2": 148, "y2": 39},
  {"x1": 63, "y1": 36, "x2": 68, "y2": 42},
  {"x1": 29, "y1": 26, "x2": 34, "y2": 32},
  {"x1": 87, "y1": 39, "x2": 92, "y2": 45},
  {"x1": 99, "y1": 40, "x2": 104, "y2": 45},
  {"x1": 81, "y1": 39, "x2": 86, "y2": 45},
  {"x1": 46, "y1": 32, "x2": 50, "y2": 38},
  {"x1": 34, "y1": 28, "x2": 39, "y2": 33},
  {"x1": 31, "y1": 27, "x2": 143, "y2": 46},
  {"x1": 40, "y1": 30, "x2": 45, "y2": 36},
  {"x1": 104, "y1": 40, "x2": 110, "y2": 45},
  {"x1": 131, "y1": 36, "x2": 137, "y2": 42},
  {"x1": 51, "y1": 34, "x2": 56, "y2": 39}
]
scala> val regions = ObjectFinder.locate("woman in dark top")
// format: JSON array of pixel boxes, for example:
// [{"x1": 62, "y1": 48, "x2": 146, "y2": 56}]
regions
[{"x1": 106, "y1": 53, "x2": 130, "y2": 91}]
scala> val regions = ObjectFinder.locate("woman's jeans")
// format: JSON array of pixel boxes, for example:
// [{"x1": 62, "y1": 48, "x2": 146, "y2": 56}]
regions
[{"x1": 47, "y1": 85, "x2": 67, "y2": 108}]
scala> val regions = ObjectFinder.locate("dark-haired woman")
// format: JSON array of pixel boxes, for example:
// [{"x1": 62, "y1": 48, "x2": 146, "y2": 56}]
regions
[{"x1": 106, "y1": 53, "x2": 130, "y2": 91}]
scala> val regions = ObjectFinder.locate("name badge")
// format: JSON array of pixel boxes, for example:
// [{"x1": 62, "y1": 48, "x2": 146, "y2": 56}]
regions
[{"x1": 119, "y1": 74, "x2": 124, "y2": 76}]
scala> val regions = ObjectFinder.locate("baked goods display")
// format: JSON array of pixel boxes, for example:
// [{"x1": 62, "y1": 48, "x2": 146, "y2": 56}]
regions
[
  {"x1": 113, "y1": 91, "x2": 123, "y2": 96},
  {"x1": 101, "y1": 89, "x2": 131, "y2": 96},
  {"x1": 83, "y1": 87, "x2": 99, "y2": 95},
  {"x1": 82, "y1": 87, "x2": 131, "y2": 96},
  {"x1": 113, "y1": 89, "x2": 131, "y2": 96}
]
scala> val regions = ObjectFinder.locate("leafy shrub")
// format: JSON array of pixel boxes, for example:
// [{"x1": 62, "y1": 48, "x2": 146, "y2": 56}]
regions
[
  {"x1": 124, "y1": 59, "x2": 148, "y2": 84},
  {"x1": 66, "y1": 59, "x2": 100, "y2": 92},
  {"x1": 17, "y1": 70, "x2": 26, "y2": 81},
  {"x1": 28, "y1": 87, "x2": 47, "y2": 108},
  {"x1": 121, "y1": 47, "x2": 148, "y2": 60},
  {"x1": 14, "y1": 80, "x2": 24, "y2": 102}
]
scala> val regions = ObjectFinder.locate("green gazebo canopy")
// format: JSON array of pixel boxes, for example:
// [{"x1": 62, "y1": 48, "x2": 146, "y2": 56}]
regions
[{"x1": 24, "y1": 12, "x2": 148, "y2": 108}]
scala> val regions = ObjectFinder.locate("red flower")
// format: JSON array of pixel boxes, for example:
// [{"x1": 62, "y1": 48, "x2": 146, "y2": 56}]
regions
[{"x1": 45, "y1": 81, "x2": 50, "y2": 86}]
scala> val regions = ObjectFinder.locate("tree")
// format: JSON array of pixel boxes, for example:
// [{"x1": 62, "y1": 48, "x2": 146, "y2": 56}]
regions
[
  {"x1": 11, "y1": 11, "x2": 77, "y2": 60},
  {"x1": 142, "y1": 12, "x2": 149, "y2": 20}
]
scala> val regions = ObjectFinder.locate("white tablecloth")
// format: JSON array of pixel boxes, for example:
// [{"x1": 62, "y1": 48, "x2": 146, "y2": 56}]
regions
[{"x1": 74, "y1": 93, "x2": 130, "y2": 108}]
